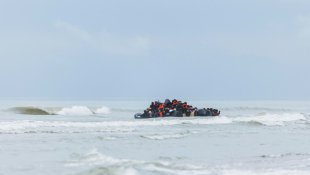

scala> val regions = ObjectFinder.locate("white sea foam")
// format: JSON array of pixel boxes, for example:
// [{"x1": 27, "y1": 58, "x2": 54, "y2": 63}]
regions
[
  {"x1": 221, "y1": 107, "x2": 294, "y2": 112},
  {"x1": 57, "y1": 106, "x2": 94, "y2": 115},
  {"x1": 233, "y1": 113, "x2": 305, "y2": 126},
  {"x1": 261, "y1": 153, "x2": 310, "y2": 158},
  {"x1": 141, "y1": 134, "x2": 186, "y2": 140},
  {"x1": 222, "y1": 169, "x2": 310, "y2": 175},
  {"x1": 0, "y1": 113, "x2": 305, "y2": 134},
  {"x1": 95, "y1": 106, "x2": 110, "y2": 114},
  {"x1": 0, "y1": 120, "x2": 136, "y2": 134},
  {"x1": 70, "y1": 149, "x2": 310, "y2": 175},
  {"x1": 0, "y1": 117, "x2": 232, "y2": 133},
  {"x1": 0, "y1": 128, "x2": 135, "y2": 134},
  {"x1": 66, "y1": 148, "x2": 210, "y2": 175},
  {"x1": 97, "y1": 136, "x2": 118, "y2": 141}
]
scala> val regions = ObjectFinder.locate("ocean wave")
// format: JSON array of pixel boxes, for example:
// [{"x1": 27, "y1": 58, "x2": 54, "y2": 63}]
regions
[
  {"x1": 0, "y1": 127, "x2": 135, "y2": 134},
  {"x1": 0, "y1": 113, "x2": 305, "y2": 134},
  {"x1": 221, "y1": 169, "x2": 310, "y2": 175},
  {"x1": 0, "y1": 117, "x2": 232, "y2": 134},
  {"x1": 97, "y1": 136, "x2": 118, "y2": 141},
  {"x1": 57, "y1": 106, "x2": 93, "y2": 115},
  {"x1": 140, "y1": 133, "x2": 186, "y2": 140},
  {"x1": 66, "y1": 148, "x2": 209, "y2": 175},
  {"x1": 261, "y1": 153, "x2": 310, "y2": 158},
  {"x1": 221, "y1": 107, "x2": 294, "y2": 112},
  {"x1": 67, "y1": 149, "x2": 310, "y2": 175},
  {"x1": 7, "y1": 106, "x2": 110, "y2": 115},
  {"x1": 110, "y1": 108, "x2": 145, "y2": 113},
  {"x1": 95, "y1": 106, "x2": 110, "y2": 114},
  {"x1": 7, "y1": 107, "x2": 55, "y2": 115},
  {"x1": 233, "y1": 113, "x2": 305, "y2": 126}
]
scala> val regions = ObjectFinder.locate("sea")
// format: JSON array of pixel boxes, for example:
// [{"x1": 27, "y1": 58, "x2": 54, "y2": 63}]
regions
[{"x1": 0, "y1": 99, "x2": 310, "y2": 175}]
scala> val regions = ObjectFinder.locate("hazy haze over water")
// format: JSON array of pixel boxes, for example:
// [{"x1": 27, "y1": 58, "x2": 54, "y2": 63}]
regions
[{"x1": 0, "y1": 0, "x2": 310, "y2": 99}]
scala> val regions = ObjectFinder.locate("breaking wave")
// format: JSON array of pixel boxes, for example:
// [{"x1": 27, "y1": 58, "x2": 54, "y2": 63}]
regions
[
  {"x1": 0, "y1": 117, "x2": 232, "y2": 133},
  {"x1": 7, "y1": 107, "x2": 54, "y2": 115},
  {"x1": 7, "y1": 106, "x2": 110, "y2": 115},
  {"x1": 66, "y1": 149, "x2": 310, "y2": 175},
  {"x1": 0, "y1": 113, "x2": 305, "y2": 134},
  {"x1": 233, "y1": 113, "x2": 305, "y2": 126},
  {"x1": 66, "y1": 148, "x2": 209, "y2": 175}
]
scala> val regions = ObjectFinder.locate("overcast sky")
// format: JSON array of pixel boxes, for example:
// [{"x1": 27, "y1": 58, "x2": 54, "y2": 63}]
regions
[{"x1": 0, "y1": 0, "x2": 310, "y2": 99}]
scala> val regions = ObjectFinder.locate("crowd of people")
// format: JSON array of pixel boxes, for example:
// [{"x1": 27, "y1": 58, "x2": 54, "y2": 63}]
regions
[{"x1": 142, "y1": 99, "x2": 220, "y2": 117}]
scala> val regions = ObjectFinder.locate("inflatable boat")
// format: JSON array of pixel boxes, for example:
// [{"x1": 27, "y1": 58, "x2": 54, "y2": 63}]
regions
[{"x1": 134, "y1": 109, "x2": 215, "y2": 119}]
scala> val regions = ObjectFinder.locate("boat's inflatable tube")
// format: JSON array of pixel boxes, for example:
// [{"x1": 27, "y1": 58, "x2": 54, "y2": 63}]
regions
[
  {"x1": 206, "y1": 110, "x2": 212, "y2": 116},
  {"x1": 196, "y1": 109, "x2": 207, "y2": 116},
  {"x1": 134, "y1": 113, "x2": 143, "y2": 119},
  {"x1": 172, "y1": 111, "x2": 183, "y2": 117}
]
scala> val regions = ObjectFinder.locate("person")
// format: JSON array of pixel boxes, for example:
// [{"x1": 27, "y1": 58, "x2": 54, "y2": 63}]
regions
[
  {"x1": 159, "y1": 103, "x2": 165, "y2": 110},
  {"x1": 206, "y1": 108, "x2": 212, "y2": 116},
  {"x1": 149, "y1": 110, "x2": 153, "y2": 117},
  {"x1": 212, "y1": 109, "x2": 216, "y2": 116},
  {"x1": 159, "y1": 109, "x2": 163, "y2": 117},
  {"x1": 172, "y1": 99, "x2": 179, "y2": 108},
  {"x1": 164, "y1": 108, "x2": 170, "y2": 115},
  {"x1": 183, "y1": 102, "x2": 188, "y2": 109},
  {"x1": 181, "y1": 102, "x2": 187, "y2": 115},
  {"x1": 165, "y1": 99, "x2": 172, "y2": 108},
  {"x1": 188, "y1": 106, "x2": 195, "y2": 116},
  {"x1": 185, "y1": 106, "x2": 192, "y2": 116},
  {"x1": 143, "y1": 110, "x2": 148, "y2": 117},
  {"x1": 194, "y1": 107, "x2": 198, "y2": 116},
  {"x1": 154, "y1": 110, "x2": 159, "y2": 117},
  {"x1": 150, "y1": 102, "x2": 155, "y2": 111},
  {"x1": 176, "y1": 101, "x2": 183, "y2": 111}
]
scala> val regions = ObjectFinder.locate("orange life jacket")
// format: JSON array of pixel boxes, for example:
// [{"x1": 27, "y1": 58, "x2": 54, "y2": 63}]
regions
[
  {"x1": 183, "y1": 104, "x2": 188, "y2": 108},
  {"x1": 172, "y1": 101, "x2": 179, "y2": 105},
  {"x1": 159, "y1": 104, "x2": 164, "y2": 109}
]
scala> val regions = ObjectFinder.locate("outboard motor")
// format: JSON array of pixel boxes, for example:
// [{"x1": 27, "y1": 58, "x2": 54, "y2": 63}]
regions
[{"x1": 196, "y1": 109, "x2": 207, "y2": 116}]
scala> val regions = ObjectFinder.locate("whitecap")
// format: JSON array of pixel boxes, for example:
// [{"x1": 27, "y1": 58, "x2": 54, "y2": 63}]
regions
[
  {"x1": 95, "y1": 106, "x2": 110, "y2": 114},
  {"x1": 57, "y1": 106, "x2": 93, "y2": 115}
]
